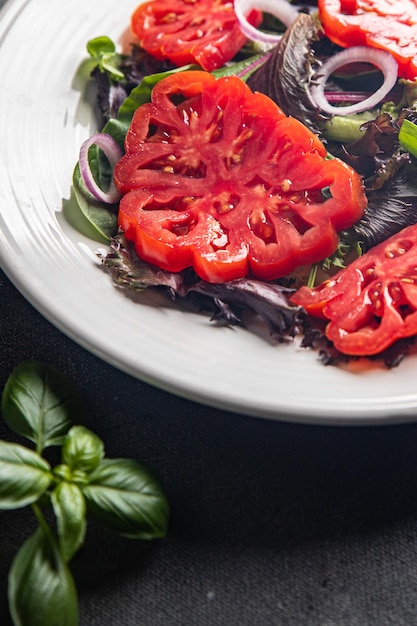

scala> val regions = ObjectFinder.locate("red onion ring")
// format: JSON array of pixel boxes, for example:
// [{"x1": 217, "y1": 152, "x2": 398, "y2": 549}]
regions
[
  {"x1": 310, "y1": 46, "x2": 399, "y2": 116},
  {"x1": 79, "y1": 133, "x2": 123, "y2": 204},
  {"x1": 234, "y1": 0, "x2": 298, "y2": 45}
]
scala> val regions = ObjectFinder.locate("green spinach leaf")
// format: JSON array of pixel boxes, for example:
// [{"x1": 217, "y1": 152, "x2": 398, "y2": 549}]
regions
[{"x1": 72, "y1": 162, "x2": 118, "y2": 243}]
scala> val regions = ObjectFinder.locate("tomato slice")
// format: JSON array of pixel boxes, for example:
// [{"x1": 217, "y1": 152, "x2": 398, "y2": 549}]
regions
[
  {"x1": 318, "y1": 0, "x2": 417, "y2": 80},
  {"x1": 291, "y1": 224, "x2": 417, "y2": 356},
  {"x1": 131, "y1": 0, "x2": 262, "y2": 72},
  {"x1": 114, "y1": 70, "x2": 366, "y2": 284}
]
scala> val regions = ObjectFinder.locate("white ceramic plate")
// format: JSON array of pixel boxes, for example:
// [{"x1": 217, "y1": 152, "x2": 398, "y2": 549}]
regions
[{"x1": 1, "y1": 0, "x2": 417, "y2": 425}]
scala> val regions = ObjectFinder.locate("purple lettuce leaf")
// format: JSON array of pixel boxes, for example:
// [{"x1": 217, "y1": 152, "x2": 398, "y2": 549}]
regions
[{"x1": 99, "y1": 236, "x2": 305, "y2": 340}]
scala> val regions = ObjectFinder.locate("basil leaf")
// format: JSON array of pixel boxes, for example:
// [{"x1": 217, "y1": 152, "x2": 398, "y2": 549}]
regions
[
  {"x1": 51, "y1": 482, "x2": 86, "y2": 563},
  {"x1": 0, "y1": 441, "x2": 51, "y2": 509},
  {"x1": 8, "y1": 528, "x2": 78, "y2": 626},
  {"x1": 1, "y1": 361, "x2": 84, "y2": 453},
  {"x1": 62, "y1": 426, "x2": 104, "y2": 473},
  {"x1": 82, "y1": 458, "x2": 169, "y2": 539}
]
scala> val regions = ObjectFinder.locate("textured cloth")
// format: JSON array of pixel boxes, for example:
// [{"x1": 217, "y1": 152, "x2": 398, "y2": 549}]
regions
[{"x1": 2, "y1": 268, "x2": 417, "y2": 626}]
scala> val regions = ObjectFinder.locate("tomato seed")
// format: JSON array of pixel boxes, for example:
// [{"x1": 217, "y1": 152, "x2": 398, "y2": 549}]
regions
[
  {"x1": 384, "y1": 239, "x2": 412, "y2": 258},
  {"x1": 161, "y1": 13, "x2": 177, "y2": 23},
  {"x1": 389, "y1": 282, "x2": 402, "y2": 299},
  {"x1": 210, "y1": 128, "x2": 222, "y2": 142},
  {"x1": 190, "y1": 17, "x2": 205, "y2": 26}
]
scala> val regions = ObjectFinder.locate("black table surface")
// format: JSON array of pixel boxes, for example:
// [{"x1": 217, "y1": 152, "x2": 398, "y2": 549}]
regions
[{"x1": 2, "y1": 269, "x2": 417, "y2": 626}]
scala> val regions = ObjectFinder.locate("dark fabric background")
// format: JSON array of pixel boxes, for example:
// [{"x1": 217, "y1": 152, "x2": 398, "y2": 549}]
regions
[{"x1": 2, "y1": 267, "x2": 417, "y2": 626}]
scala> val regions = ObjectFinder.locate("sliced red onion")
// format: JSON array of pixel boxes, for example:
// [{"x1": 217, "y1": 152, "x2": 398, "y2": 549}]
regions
[
  {"x1": 310, "y1": 46, "x2": 398, "y2": 116},
  {"x1": 234, "y1": 0, "x2": 298, "y2": 45},
  {"x1": 79, "y1": 133, "x2": 123, "y2": 204}
]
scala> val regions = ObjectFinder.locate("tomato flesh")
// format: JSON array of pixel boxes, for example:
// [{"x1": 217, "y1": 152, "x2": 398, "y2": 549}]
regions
[
  {"x1": 114, "y1": 71, "x2": 366, "y2": 284},
  {"x1": 291, "y1": 224, "x2": 417, "y2": 356},
  {"x1": 318, "y1": 0, "x2": 417, "y2": 80},
  {"x1": 131, "y1": 0, "x2": 262, "y2": 72}
]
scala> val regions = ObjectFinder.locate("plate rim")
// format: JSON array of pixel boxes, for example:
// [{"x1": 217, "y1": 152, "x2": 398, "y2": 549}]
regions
[{"x1": 1, "y1": 0, "x2": 417, "y2": 427}]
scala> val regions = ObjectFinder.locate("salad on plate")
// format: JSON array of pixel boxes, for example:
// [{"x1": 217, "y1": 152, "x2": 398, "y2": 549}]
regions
[{"x1": 71, "y1": 0, "x2": 417, "y2": 369}]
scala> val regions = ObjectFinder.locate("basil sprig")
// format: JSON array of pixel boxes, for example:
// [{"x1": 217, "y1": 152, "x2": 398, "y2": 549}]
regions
[{"x1": 0, "y1": 361, "x2": 169, "y2": 626}]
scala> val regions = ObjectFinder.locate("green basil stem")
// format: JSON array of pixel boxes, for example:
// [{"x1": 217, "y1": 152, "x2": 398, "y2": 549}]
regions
[{"x1": 32, "y1": 502, "x2": 54, "y2": 541}]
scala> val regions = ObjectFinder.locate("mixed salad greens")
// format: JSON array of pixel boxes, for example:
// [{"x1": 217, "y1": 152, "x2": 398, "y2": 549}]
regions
[{"x1": 71, "y1": 0, "x2": 417, "y2": 367}]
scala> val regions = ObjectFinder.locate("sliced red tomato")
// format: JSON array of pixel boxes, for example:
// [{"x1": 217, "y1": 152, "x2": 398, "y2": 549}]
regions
[
  {"x1": 114, "y1": 70, "x2": 366, "y2": 284},
  {"x1": 318, "y1": 0, "x2": 417, "y2": 80},
  {"x1": 131, "y1": 0, "x2": 262, "y2": 72},
  {"x1": 291, "y1": 224, "x2": 417, "y2": 356}
]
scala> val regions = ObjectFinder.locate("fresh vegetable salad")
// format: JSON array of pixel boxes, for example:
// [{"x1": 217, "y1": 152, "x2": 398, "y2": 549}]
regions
[{"x1": 72, "y1": 0, "x2": 417, "y2": 368}]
